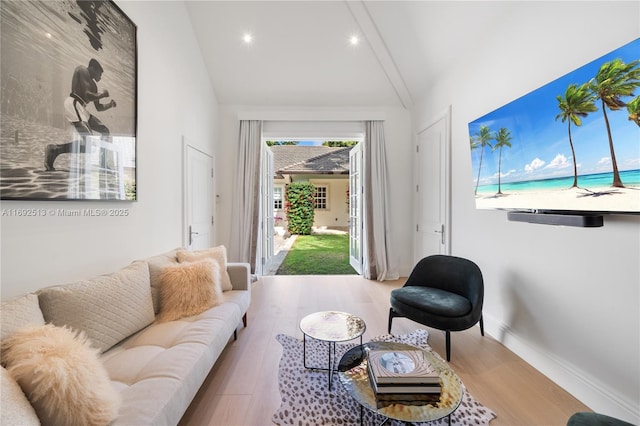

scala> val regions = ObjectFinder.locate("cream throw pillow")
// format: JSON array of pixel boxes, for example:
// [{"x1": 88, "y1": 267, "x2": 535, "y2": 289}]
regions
[
  {"x1": 0, "y1": 293, "x2": 45, "y2": 343},
  {"x1": 156, "y1": 259, "x2": 223, "y2": 323},
  {"x1": 1, "y1": 324, "x2": 121, "y2": 426},
  {"x1": 1, "y1": 366, "x2": 40, "y2": 426},
  {"x1": 177, "y1": 246, "x2": 233, "y2": 291},
  {"x1": 37, "y1": 261, "x2": 155, "y2": 353}
]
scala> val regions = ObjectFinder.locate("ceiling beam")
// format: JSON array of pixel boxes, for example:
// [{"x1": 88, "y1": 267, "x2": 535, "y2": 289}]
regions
[{"x1": 346, "y1": 0, "x2": 414, "y2": 110}]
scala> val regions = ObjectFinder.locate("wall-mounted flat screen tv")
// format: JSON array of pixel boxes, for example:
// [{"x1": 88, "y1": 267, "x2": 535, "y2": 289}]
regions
[{"x1": 468, "y1": 38, "x2": 639, "y2": 215}]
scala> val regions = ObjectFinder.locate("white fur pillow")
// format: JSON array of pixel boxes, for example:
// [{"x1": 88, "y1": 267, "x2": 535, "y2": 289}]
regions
[
  {"x1": 156, "y1": 259, "x2": 223, "y2": 323},
  {"x1": 1, "y1": 324, "x2": 121, "y2": 426},
  {"x1": 177, "y1": 246, "x2": 233, "y2": 291}
]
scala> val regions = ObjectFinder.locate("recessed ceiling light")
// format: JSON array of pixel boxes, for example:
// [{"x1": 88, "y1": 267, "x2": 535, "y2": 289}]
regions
[
  {"x1": 243, "y1": 33, "x2": 253, "y2": 44},
  {"x1": 349, "y1": 35, "x2": 360, "y2": 46}
]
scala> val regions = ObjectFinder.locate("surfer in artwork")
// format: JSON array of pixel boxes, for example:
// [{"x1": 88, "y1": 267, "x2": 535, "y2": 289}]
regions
[{"x1": 44, "y1": 58, "x2": 116, "y2": 171}]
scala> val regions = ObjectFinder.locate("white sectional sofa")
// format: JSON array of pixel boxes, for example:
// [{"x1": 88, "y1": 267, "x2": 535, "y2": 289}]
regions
[{"x1": 0, "y1": 248, "x2": 251, "y2": 426}]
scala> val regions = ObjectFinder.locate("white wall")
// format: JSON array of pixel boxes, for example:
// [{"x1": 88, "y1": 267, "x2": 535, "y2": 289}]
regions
[
  {"x1": 1, "y1": 1, "x2": 219, "y2": 300},
  {"x1": 413, "y1": 2, "x2": 639, "y2": 422},
  {"x1": 215, "y1": 105, "x2": 413, "y2": 275}
]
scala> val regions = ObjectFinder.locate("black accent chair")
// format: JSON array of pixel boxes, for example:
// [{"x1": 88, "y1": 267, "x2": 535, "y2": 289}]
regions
[
  {"x1": 567, "y1": 412, "x2": 635, "y2": 426},
  {"x1": 388, "y1": 255, "x2": 484, "y2": 361}
]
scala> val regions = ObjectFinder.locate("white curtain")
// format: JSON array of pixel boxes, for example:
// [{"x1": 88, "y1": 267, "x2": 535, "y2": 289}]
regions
[
  {"x1": 362, "y1": 121, "x2": 398, "y2": 281},
  {"x1": 230, "y1": 120, "x2": 262, "y2": 272}
]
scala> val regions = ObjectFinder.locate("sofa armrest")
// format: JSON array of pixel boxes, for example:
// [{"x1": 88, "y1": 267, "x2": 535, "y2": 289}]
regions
[{"x1": 227, "y1": 263, "x2": 251, "y2": 291}]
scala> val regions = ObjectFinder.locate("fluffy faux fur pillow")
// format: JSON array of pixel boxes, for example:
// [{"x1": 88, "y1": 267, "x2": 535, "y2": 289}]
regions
[
  {"x1": 1, "y1": 324, "x2": 121, "y2": 426},
  {"x1": 176, "y1": 246, "x2": 233, "y2": 291},
  {"x1": 156, "y1": 258, "x2": 223, "y2": 323}
]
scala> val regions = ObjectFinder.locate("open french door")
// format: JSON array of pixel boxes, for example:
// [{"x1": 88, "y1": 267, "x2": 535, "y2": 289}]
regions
[
  {"x1": 349, "y1": 142, "x2": 363, "y2": 274},
  {"x1": 261, "y1": 144, "x2": 275, "y2": 273}
]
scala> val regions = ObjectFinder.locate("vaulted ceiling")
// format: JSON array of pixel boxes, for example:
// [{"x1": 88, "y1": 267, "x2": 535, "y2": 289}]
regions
[{"x1": 185, "y1": 1, "x2": 519, "y2": 109}]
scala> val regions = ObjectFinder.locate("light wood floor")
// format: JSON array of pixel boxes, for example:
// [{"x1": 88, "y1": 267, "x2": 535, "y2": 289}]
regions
[{"x1": 179, "y1": 275, "x2": 591, "y2": 426}]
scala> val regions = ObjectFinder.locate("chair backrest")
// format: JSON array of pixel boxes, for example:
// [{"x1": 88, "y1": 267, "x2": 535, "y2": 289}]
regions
[{"x1": 405, "y1": 255, "x2": 484, "y2": 306}]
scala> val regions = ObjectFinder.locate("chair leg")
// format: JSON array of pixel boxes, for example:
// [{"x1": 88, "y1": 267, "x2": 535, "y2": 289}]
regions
[
  {"x1": 479, "y1": 314, "x2": 485, "y2": 336},
  {"x1": 388, "y1": 308, "x2": 395, "y2": 334},
  {"x1": 445, "y1": 331, "x2": 451, "y2": 362}
]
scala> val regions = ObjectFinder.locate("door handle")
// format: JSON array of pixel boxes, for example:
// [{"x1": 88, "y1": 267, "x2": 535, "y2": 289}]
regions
[
  {"x1": 189, "y1": 225, "x2": 199, "y2": 246},
  {"x1": 434, "y1": 224, "x2": 444, "y2": 245}
]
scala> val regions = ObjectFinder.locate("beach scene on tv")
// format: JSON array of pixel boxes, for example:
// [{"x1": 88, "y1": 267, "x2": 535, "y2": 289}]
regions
[{"x1": 468, "y1": 38, "x2": 640, "y2": 214}]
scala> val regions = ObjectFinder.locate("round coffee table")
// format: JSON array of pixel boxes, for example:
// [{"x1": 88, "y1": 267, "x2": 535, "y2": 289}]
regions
[
  {"x1": 338, "y1": 341, "x2": 463, "y2": 424},
  {"x1": 299, "y1": 311, "x2": 366, "y2": 389}
]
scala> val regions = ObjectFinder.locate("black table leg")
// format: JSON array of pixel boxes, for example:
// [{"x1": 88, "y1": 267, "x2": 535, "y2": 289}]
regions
[
  {"x1": 328, "y1": 341, "x2": 333, "y2": 390},
  {"x1": 303, "y1": 333, "x2": 308, "y2": 368}
]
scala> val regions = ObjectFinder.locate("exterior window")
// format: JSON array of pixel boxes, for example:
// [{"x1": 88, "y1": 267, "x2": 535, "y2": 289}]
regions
[
  {"x1": 315, "y1": 186, "x2": 328, "y2": 209},
  {"x1": 274, "y1": 186, "x2": 283, "y2": 210}
]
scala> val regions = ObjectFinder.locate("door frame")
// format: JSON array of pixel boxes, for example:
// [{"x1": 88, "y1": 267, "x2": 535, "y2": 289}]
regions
[{"x1": 414, "y1": 105, "x2": 452, "y2": 260}]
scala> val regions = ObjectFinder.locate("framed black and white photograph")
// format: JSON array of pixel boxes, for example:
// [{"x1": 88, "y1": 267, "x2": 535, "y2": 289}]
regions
[{"x1": 1, "y1": 0, "x2": 137, "y2": 201}]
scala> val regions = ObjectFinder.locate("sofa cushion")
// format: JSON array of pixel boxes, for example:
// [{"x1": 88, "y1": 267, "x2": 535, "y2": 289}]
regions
[
  {"x1": 221, "y1": 290, "x2": 251, "y2": 320},
  {"x1": 156, "y1": 259, "x2": 223, "y2": 323},
  {"x1": 2, "y1": 324, "x2": 120, "y2": 426},
  {"x1": 177, "y1": 246, "x2": 233, "y2": 291},
  {"x1": 38, "y1": 261, "x2": 154, "y2": 353},
  {"x1": 0, "y1": 293, "x2": 45, "y2": 345},
  {"x1": 144, "y1": 249, "x2": 180, "y2": 314},
  {"x1": 101, "y1": 301, "x2": 243, "y2": 426},
  {"x1": 1, "y1": 366, "x2": 40, "y2": 426}
]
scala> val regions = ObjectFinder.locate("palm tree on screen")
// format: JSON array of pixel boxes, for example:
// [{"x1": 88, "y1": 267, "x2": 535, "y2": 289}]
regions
[
  {"x1": 589, "y1": 58, "x2": 640, "y2": 187},
  {"x1": 471, "y1": 125, "x2": 492, "y2": 195},
  {"x1": 555, "y1": 83, "x2": 597, "y2": 188},
  {"x1": 491, "y1": 127, "x2": 512, "y2": 195},
  {"x1": 627, "y1": 96, "x2": 640, "y2": 126}
]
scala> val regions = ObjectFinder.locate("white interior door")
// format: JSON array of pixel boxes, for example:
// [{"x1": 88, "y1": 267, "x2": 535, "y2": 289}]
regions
[
  {"x1": 349, "y1": 142, "x2": 363, "y2": 274},
  {"x1": 184, "y1": 142, "x2": 214, "y2": 250},
  {"x1": 415, "y1": 109, "x2": 451, "y2": 262},
  {"x1": 261, "y1": 145, "x2": 275, "y2": 272}
]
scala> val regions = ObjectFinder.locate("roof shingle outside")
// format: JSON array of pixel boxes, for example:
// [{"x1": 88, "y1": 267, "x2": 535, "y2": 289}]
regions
[{"x1": 270, "y1": 145, "x2": 352, "y2": 175}]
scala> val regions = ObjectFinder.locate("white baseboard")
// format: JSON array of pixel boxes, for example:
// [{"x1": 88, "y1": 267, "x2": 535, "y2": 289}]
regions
[{"x1": 484, "y1": 313, "x2": 639, "y2": 424}]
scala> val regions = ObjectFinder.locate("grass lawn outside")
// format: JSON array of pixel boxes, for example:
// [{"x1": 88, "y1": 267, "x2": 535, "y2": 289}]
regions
[{"x1": 276, "y1": 233, "x2": 356, "y2": 275}]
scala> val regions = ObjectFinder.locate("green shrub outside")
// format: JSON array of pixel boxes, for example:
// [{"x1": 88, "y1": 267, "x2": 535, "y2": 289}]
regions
[{"x1": 285, "y1": 182, "x2": 315, "y2": 235}]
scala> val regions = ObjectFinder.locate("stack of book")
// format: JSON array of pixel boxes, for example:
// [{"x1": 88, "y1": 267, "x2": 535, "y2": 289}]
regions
[{"x1": 366, "y1": 348, "x2": 441, "y2": 407}]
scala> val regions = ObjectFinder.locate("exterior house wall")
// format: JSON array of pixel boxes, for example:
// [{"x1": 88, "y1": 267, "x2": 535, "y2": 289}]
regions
[
  {"x1": 309, "y1": 177, "x2": 349, "y2": 228},
  {"x1": 275, "y1": 175, "x2": 349, "y2": 229}
]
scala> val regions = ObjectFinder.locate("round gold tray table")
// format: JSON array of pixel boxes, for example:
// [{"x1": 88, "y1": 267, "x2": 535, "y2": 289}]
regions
[{"x1": 338, "y1": 341, "x2": 463, "y2": 425}]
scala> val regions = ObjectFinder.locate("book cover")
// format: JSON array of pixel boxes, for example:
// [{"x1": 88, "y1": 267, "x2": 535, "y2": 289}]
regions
[
  {"x1": 372, "y1": 381, "x2": 442, "y2": 394},
  {"x1": 374, "y1": 392, "x2": 441, "y2": 408},
  {"x1": 367, "y1": 349, "x2": 440, "y2": 385}
]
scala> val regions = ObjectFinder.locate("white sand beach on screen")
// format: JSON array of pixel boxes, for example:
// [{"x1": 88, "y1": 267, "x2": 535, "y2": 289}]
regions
[{"x1": 475, "y1": 186, "x2": 640, "y2": 212}]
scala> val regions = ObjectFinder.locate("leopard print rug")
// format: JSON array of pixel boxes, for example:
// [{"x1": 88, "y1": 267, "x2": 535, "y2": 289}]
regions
[{"x1": 272, "y1": 329, "x2": 497, "y2": 425}]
